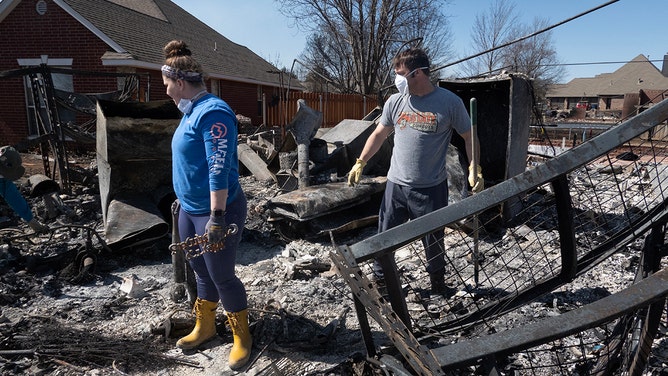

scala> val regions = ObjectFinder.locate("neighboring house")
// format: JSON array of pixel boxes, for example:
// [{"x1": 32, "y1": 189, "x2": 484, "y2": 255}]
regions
[
  {"x1": 546, "y1": 54, "x2": 668, "y2": 117},
  {"x1": 0, "y1": 0, "x2": 300, "y2": 146}
]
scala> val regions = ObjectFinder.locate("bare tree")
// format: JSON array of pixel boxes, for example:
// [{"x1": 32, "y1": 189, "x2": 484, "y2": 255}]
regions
[
  {"x1": 460, "y1": 0, "x2": 564, "y2": 101},
  {"x1": 277, "y1": 0, "x2": 453, "y2": 95},
  {"x1": 298, "y1": 32, "x2": 352, "y2": 93},
  {"x1": 501, "y1": 18, "x2": 565, "y2": 98},
  {"x1": 461, "y1": 0, "x2": 518, "y2": 77}
]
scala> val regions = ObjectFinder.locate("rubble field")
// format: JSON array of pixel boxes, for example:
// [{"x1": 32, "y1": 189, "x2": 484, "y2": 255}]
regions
[
  {"x1": 0, "y1": 151, "x2": 388, "y2": 376},
  {"x1": 1, "y1": 151, "x2": 667, "y2": 376}
]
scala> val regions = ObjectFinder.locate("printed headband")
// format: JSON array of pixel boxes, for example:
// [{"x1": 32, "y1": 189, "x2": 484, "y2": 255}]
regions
[{"x1": 161, "y1": 65, "x2": 203, "y2": 83}]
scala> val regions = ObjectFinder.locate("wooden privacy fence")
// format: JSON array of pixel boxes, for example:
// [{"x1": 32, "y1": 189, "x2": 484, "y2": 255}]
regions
[{"x1": 264, "y1": 92, "x2": 380, "y2": 129}]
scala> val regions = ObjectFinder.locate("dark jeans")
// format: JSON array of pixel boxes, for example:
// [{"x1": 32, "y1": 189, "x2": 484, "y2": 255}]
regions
[
  {"x1": 374, "y1": 179, "x2": 449, "y2": 276},
  {"x1": 178, "y1": 192, "x2": 248, "y2": 313}
]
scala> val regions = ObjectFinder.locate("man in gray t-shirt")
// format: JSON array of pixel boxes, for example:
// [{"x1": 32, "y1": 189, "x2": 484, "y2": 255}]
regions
[{"x1": 347, "y1": 48, "x2": 484, "y2": 296}]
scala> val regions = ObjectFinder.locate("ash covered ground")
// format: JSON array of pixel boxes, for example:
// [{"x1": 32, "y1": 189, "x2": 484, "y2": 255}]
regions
[
  {"x1": 1, "y1": 151, "x2": 667, "y2": 376},
  {"x1": 0, "y1": 152, "x2": 385, "y2": 376}
]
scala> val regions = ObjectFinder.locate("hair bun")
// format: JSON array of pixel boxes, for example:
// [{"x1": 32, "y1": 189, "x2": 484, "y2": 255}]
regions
[{"x1": 164, "y1": 40, "x2": 192, "y2": 59}]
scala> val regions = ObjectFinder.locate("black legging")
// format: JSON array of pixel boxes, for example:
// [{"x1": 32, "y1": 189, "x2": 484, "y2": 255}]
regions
[{"x1": 177, "y1": 192, "x2": 248, "y2": 312}]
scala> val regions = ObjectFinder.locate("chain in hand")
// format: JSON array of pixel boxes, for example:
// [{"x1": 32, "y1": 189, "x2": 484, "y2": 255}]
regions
[{"x1": 169, "y1": 224, "x2": 238, "y2": 260}]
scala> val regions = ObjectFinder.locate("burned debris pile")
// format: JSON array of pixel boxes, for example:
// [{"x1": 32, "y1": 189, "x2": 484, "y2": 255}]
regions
[
  {"x1": 0, "y1": 316, "x2": 191, "y2": 373},
  {"x1": 2, "y1": 64, "x2": 668, "y2": 375},
  {"x1": 0, "y1": 149, "x2": 376, "y2": 375},
  {"x1": 0, "y1": 93, "x2": 393, "y2": 374},
  {"x1": 0, "y1": 65, "x2": 395, "y2": 375}
]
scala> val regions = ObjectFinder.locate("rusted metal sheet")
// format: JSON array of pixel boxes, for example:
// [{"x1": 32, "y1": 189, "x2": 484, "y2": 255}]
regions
[
  {"x1": 440, "y1": 75, "x2": 532, "y2": 220},
  {"x1": 104, "y1": 193, "x2": 170, "y2": 250},
  {"x1": 96, "y1": 99, "x2": 180, "y2": 250}
]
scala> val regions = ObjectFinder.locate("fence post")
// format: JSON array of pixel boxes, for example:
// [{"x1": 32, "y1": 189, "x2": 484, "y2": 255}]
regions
[{"x1": 262, "y1": 92, "x2": 266, "y2": 126}]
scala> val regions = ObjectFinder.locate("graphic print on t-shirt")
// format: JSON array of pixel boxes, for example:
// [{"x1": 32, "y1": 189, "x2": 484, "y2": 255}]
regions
[{"x1": 397, "y1": 111, "x2": 437, "y2": 132}]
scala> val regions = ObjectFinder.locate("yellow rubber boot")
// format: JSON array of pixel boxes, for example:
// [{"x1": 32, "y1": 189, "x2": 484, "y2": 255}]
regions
[
  {"x1": 227, "y1": 309, "x2": 252, "y2": 370},
  {"x1": 176, "y1": 298, "x2": 218, "y2": 350}
]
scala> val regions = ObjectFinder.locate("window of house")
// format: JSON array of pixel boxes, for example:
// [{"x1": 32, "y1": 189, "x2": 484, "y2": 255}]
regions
[{"x1": 17, "y1": 57, "x2": 74, "y2": 138}]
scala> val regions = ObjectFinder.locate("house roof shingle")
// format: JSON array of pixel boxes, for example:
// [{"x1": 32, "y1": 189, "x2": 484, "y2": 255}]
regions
[
  {"x1": 56, "y1": 0, "x2": 295, "y2": 88},
  {"x1": 547, "y1": 54, "x2": 668, "y2": 98}
]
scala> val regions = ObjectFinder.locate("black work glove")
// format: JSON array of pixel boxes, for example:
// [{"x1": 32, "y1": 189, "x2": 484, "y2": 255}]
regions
[
  {"x1": 205, "y1": 210, "x2": 226, "y2": 244},
  {"x1": 28, "y1": 218, "x2": 49, "y2": 234}
]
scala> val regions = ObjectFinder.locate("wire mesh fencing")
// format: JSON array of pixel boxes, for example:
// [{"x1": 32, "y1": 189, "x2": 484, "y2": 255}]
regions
[{"x1": 334, "y1": 98, "x2": 668, "y2": 375}]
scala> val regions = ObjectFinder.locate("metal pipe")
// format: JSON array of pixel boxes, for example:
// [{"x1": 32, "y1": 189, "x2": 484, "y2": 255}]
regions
[{"x1": 470, "y1": 98, "x2": 480, "y2": 287}]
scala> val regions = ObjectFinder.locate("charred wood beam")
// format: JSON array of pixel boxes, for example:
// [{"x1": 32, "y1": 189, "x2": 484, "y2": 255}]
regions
[
  {"x1": 377, "y1": 253, "x2": 411, "y2": 331},
  {"x1": 551, "y1": 174, "x2": 577, "y2": 280},
  {"x1": 238, "y1": 143, "x2": 276, "y2": 183}
]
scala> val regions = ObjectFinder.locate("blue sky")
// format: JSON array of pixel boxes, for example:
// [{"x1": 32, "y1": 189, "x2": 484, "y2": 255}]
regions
[{"x1": 172, "y1": 0, "x2": 666, "y2": 83}]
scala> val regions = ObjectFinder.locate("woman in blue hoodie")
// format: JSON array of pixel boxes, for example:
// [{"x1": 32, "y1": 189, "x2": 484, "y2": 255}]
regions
[{"x1": 162, "y1": 40, "x2": 250, "y2": 370}]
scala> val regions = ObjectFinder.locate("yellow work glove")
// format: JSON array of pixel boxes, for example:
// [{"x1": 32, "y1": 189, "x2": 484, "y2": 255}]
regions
[
  {"x1": 347, "y1": 158, "x2": 366, "y2": 186},
  {"x1": 468, "y1": 162, "x2": 484, "y2": 193}
]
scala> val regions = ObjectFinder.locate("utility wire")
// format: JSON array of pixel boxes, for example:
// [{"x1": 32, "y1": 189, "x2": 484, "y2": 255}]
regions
[
  {"x1": 542, "y1": 59, "x2": 667, "y2": 68},
  {"x1": 470, "y1": 58, "x2": 666, "y2": 80},
  {"x1": 432, "y1": 0, "x2": 620, "y2": 74}
]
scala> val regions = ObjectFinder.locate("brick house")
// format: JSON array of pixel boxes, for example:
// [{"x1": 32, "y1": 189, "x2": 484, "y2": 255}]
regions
[
  {"x1": 0, "y1": 0, "x2": 300, "y2": 147},
  {"x1": 546, "y1": 54, "x2": 668, "y2": 116}
]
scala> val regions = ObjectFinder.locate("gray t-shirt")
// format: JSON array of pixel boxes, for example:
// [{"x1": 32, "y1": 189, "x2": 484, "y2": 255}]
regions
[{"x1": 379, "y1": 87, "x2": 471, "y2": 188}]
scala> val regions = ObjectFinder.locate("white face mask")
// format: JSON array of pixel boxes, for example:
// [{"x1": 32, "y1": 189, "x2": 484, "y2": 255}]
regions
[
  {"x1": 177, "y1": 98, "x2": 193, "y2": 114},
  {"x1": 394, "y1": 74, "x2": 409, "y2": 96},
  {"x1": 177, "y1": 90, "x2": 208, "y2": 114},
  {"x1": 393, "y1": 67, "x2": 429, "y2": 96}
]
